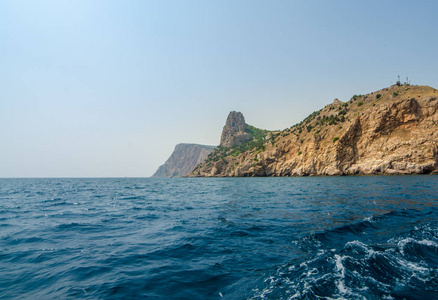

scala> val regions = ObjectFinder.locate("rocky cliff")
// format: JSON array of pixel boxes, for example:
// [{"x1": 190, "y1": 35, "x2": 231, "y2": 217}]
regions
[
  {"x1": 220, "y1": 111, "x2": 252, "y2": 147},
  {"x1": 191, "y1": 84, "x2": 438, "y2": 177},
  {"x1": 152, "y1": 144, "x2": 215, "y2": 177}
]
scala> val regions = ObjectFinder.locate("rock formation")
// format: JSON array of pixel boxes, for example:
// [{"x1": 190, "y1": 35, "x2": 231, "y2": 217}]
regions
[
  {"x1": 152, "y1": 144, "x2": 215, "y2": 177},
  {"x1": 220, "y1": 111, "x2": 252, "y2": 147},
  {"x1": 190, "y1": 85, "x2": 438, "y2": 177}
]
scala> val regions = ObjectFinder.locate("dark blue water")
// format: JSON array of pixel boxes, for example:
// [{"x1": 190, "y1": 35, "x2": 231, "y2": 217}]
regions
[{"x1": 1, "y1": 176, "x2": 437, "y2": 299}]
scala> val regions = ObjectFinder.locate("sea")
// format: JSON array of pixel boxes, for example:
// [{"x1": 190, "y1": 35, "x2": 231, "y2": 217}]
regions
[{"x1": 0, "y1": 176, "x2": 437, "y2": 299}]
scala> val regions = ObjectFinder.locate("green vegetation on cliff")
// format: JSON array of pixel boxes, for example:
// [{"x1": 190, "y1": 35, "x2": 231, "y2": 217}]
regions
[
  {"x1": 194, "y1": 124, "x2": 271, "y2": 170},
  {"x1": 191, "y1": 83, "x2": 438, "y2": 177}
]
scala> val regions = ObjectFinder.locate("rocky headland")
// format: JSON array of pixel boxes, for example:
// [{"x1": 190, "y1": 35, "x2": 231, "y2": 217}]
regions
[
  {"x1": 220, "y1": 111, "x2": 253, "y2": 147},
  {"x1": 190, "y1": 84, "x2": 438, "y2": 177},
  {"x1": 152, "y1": 143, "x2": 215, "y2": 177}
]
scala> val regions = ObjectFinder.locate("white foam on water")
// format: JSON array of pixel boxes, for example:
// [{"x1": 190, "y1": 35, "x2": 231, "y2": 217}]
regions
[
  {"x1": 250, "y1": 222, "x2": 438, "y2": 300},
  {"x1": 397, "y1": 237, "x2": 438, "y2": 255},
  {"x1": 417, "y1": 239, "x2": 438, "y2": 247},
  {"x1": 334, "y1": 254, "x2": 345, "y2": 278},
  {"x1": 363, "y1": 216, "x2": 374, "y2": 222},
  {"x1": 306, "y1": 267, "x2": 318, "y2": 277},
  {"x1": 333, "y1": 254, "x2": 350, "y2": 298}
]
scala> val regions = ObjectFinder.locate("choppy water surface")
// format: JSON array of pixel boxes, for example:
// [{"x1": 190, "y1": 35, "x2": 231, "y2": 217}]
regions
[{"x1": 0, "y1": 176, "x2": 437, "y2": 299}]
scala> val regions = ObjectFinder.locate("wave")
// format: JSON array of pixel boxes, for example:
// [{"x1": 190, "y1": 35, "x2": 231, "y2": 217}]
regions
[{"x1": 249, "y1": 209, "x2": 438, "y2": 299}]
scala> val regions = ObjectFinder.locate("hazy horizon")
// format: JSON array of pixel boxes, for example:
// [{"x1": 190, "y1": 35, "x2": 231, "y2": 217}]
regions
[{"x1": 2, "y1": 0, "x2": 438, "y2": 177}]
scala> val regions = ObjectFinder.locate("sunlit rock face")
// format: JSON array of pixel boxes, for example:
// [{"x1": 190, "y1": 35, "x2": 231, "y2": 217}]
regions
[
  {"x1": 191, "y1": 85, "x2": 438, "y2": 177},
  {"x1": 220, "y1": 111, "x2": 252, "y2": 148}
]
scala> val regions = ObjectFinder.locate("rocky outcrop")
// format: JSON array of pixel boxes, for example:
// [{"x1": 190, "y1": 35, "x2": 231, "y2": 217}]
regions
[
  {"x1": 190, "y1": 85, "x2": 438, "y2": 177},
  {"x1": 152, "y1": 144, "x2": 215, "y2": 177},
  {"x1": 220, "y1": 111, "x2": 252, "y2": 147}
]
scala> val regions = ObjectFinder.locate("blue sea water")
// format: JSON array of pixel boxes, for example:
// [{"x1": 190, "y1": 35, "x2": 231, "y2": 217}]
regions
[{"x1": 0, "y1": 176, "x2": 437, "y2": 299}]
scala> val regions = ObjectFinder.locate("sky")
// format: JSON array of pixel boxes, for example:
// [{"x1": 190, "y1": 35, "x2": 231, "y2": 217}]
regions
[{"x1": 1, "y1": 0, "x2": 438, "y2": 177}]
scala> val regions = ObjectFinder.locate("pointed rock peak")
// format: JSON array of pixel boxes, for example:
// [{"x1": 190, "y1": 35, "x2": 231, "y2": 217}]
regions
[
  {"x1": 225, "y1": 111, "x2": 246, "y2": 131},
  {"x1": 220, "y1": 111, "x2": 252, "y2": 148}
]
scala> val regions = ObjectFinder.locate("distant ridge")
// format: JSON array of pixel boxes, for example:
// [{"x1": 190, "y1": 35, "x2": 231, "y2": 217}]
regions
[
  {"x1": 190, "y1": 84, "x2": 438, "y2": 176},
  {"x1": 152, "y1": 143, "x2": 215, "y2": 177}
]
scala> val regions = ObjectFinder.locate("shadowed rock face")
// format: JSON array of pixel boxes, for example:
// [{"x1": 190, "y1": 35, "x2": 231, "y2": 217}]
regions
[
  {"x1": 190, "y1": 85, "x2": 438, "y2": 177},
  {"x1": 152, "y1": 144, "x2": 215, "y2": 177},
  {"x1": 220, "y1": 111, "x2": 252, "y2": 148}
]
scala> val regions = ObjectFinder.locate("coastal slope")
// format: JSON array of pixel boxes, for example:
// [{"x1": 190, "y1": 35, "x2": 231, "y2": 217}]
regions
[
  {"x1": 191, "y1": 84, "x2": 438, "y2": 177},
  {"x1": 152, "y1": 143, "x2": 215, "y2": 177}
]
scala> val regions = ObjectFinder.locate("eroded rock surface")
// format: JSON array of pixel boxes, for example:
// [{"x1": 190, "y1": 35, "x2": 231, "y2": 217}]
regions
[
  {"x1": 190, "y1": 85, "x2": 438, "y2": 177},
  {"x1": 220, "y1": 111, "x2": 252, "y2": 148}
]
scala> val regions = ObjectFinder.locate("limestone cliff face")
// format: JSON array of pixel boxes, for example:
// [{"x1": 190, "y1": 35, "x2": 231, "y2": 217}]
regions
[
  {"x1": 152, "y1": 144, "x2": 215, "y2": 177},
  {"x1": 220, "y1": 111, "x2": 252, "y2": 147},
  {"x1": 191, "y1": 85, "x2": 438, "y2": 177}
]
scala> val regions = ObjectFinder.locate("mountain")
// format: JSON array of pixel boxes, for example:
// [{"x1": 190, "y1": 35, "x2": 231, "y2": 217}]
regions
[
  {"x1": 190, "y1": 84, "x2": 438, "y2": 177},
  {"x1": 220, "y1": 111, "x2": 253, "y2": 147},
  {"x1": 152, "y1": 143, "x2": 215, "y2": 177}
]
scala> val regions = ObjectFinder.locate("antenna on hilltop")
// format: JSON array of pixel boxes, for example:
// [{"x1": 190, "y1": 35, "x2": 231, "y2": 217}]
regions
[{"x1": 396, "y1": 75, "x2": 401, "y2": 86}]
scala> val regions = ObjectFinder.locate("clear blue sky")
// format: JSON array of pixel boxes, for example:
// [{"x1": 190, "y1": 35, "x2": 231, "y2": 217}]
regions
[{"x1": 1, "y1": 0, "x2": 437, "y2": 177}]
